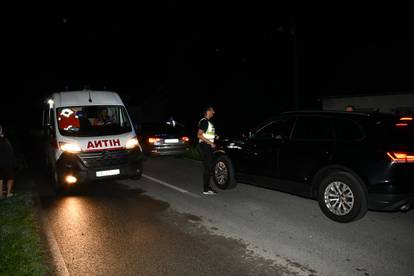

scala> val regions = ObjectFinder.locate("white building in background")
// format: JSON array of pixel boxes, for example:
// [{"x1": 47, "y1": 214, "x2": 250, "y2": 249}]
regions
[{"x1": 322, "y1": 92, "x2": 414, "y2": 115}]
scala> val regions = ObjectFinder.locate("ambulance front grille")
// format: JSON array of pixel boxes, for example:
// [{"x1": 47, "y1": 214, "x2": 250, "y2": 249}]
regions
[{"x1": 78, "y1": 149, "x2": 129, "y2": 168}]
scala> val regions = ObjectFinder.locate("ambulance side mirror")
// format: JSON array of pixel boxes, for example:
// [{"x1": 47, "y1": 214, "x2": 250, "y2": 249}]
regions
[
  {"x1": 133, "y1": 122, "x2": 142, "y2": 134},
  {"x1": 47, "y1": 124, "x2": 55, "y2": 137}
]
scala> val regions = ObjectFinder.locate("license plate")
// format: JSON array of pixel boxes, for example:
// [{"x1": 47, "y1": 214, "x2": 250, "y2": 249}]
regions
[
  {"x1": 164, "y1": 138, "x2": 179, "y2": 144},
  {"x1": 96, "y1": 169, "x2": 120, "y2": 177}
]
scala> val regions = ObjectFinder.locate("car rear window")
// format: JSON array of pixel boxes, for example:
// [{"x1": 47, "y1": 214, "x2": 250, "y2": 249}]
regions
[
  {"x1": 292, "y1": 116, "x2": 333, "y2": 140},
  {"x1": 142, "y1": 123, "x2": 184, "y2": 136},
  {"x1": 333, "y1": 118, "x2": 364, "y2": 141}
]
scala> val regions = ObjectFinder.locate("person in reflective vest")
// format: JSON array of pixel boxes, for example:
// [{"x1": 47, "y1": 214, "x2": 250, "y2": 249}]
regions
[{"x1": 197, "y1": 105, "x2": 217, "y2": 195}]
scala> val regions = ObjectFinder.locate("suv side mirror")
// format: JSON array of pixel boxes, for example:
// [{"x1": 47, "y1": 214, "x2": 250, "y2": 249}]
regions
[
  {"x1": 242, "y1": 131, "x2": 253, "y2": 139},
  {"x1": 273, "y1": 134, "x2": 287, "y2": 142}
]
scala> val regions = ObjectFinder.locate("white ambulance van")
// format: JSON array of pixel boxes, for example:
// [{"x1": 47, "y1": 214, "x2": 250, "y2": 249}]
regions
[{"x1": 42, "y1": 90, "x2": 143, "y2": 190}]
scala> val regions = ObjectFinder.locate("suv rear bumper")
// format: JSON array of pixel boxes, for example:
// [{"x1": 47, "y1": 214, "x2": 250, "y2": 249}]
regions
[
  {"x1": 368, "y1": 193, "x2": 414, "y2": 211},
  {"x1": 145, "y1": 144, "x2": 189, "y2": 156}
]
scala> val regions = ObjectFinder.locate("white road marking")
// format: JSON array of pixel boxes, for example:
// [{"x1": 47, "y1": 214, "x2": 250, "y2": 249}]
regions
[
  {"x1": 39, "y1": 206, "x2": 70, "y2": 276},
  {"x1": 142, "y1": 174, "x2": 202, "y2": 198}
]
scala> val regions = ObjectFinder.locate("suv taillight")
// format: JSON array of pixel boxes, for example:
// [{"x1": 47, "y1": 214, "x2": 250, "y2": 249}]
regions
[{"x1": 387, "y1": 152, "x2": 414, "y2": 163}]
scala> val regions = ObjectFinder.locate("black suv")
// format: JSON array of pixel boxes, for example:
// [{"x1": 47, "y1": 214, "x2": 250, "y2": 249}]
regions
[{"x1": 212, "y1": 111, "x2": 414, "y2": 222}]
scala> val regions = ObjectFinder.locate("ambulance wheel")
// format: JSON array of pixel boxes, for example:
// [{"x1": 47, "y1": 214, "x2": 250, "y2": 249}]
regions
[
  {"x1": 51, "y1": 168, "x2": 65, "y2": 194},
  {"x1": 131, "y1": 171, "x2": 142, "y2": 180},
  {"x1": 131, "y1": 164, "x2": 143, "y2": 180}
]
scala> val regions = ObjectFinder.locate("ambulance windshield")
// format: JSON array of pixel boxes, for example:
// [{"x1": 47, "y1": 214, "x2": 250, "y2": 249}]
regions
[{"x1": 57, "y1": 105, "x2": 132, "y2": 137}]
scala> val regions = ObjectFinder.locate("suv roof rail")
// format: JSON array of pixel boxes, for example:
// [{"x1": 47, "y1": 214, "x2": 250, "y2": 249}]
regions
[{"x1": 282, "y1": 110, "x2": 372, "y2": 117}]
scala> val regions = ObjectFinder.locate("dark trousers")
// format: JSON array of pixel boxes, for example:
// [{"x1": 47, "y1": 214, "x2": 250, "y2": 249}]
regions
[{"x1": 198, "y1": 142, "x2": 213, "y2": 192}]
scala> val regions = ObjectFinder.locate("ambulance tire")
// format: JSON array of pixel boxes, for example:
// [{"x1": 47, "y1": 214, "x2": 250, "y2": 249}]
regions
[
  {"x1": 131, "y1": 163, "x2": 143, "y2": 180},
  {"x1": 51, "y1": 168, "x2": 65, "y2": 194},
  {"x1": 131, "y1": 171, "x2": 142, "y2": 180}
]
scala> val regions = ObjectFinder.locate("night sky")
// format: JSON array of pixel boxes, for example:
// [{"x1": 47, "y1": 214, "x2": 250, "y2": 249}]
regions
[{"x1": 3, "y1": 3, "x2": 414, "y2": 135}]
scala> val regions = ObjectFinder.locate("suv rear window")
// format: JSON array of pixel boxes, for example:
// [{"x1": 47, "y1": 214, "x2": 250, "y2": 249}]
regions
[
  {"x1": 141, "y1": 123, "x2": 185, "y2": 136},
  {"x1": 292, "y1": 116, "x2": 333, "y2": 140},
  {"x1": 333, "y1": 118, "x2": 364, "y2": 141},
  {"x1": 374, "y1": 117, "x2": 414, "y2": 147}
]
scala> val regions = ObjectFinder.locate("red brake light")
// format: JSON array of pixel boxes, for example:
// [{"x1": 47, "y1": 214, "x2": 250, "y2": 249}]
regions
[
  {"x1": 387, "y1": 152, "x2": 414, "y2": 163},
  {"x1": 395, "y1": 123, "x2": 408, "y2": 127},
  {"x1": 400, "y1": 117, "x2": 413, "y2": 121},
  {"x1": 181, "y1": 136, "x2": 190, "y2": 142},
  {"x1": 148, "y1": 137, "x2": 161, "y2": 144}
]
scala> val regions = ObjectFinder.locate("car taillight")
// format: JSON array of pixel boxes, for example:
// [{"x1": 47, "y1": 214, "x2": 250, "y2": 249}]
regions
[
  {"x1": 181, "y1": 136, "x2": 190, "y2": 142},
  {"x1": 387, "y1": 152, "x2": 414, "y2": 163},
  {"x1": 148, "y1": 137, "x2": 161, "y2": 144},
  {"x1": 399, "y1": 117, "x2": 413, "y2": 121},
  {"x1": 395, "y1": 123, "x2": 408, "y2": 127}
]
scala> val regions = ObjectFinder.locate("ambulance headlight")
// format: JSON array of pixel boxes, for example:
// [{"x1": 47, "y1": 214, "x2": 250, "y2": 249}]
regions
[
  {"x1": 126, "y1": 137, "x2": 140, "y2": 150},
  {"x1": 59, "y1": 142, "x2": 81, "y2": 153}
]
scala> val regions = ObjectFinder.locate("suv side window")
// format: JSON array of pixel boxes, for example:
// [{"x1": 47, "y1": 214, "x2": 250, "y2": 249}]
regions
[
  {"x1": 254, "y1": 118, "x2": 295, "y2": 140},
  {"x1": 334, "y1": 118, "x2": 364, "y2": 141},
  {"x1": 292, "y1": 116, "x2": 333, "y2": 140}
]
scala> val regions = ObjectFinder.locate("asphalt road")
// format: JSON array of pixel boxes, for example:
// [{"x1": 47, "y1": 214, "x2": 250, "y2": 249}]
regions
[{"x1": 33, "y1": 156, "x2": 414, "y2": 276}]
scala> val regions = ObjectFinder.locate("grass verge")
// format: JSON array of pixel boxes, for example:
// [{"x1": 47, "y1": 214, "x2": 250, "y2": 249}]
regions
[{"x1": 0, "y1": 193, "x2": 48, "y2": 276}]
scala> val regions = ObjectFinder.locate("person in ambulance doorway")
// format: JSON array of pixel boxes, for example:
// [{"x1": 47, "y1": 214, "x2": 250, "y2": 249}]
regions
[
  {"x1": 0, "y1": 125, "x2": 17, "y2": 199},
  {"x1": 197, "y1": 105, "x2": 218, "y2": 195}
]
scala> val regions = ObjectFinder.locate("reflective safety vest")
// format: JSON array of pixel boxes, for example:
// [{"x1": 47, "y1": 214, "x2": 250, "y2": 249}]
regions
[{"x1": 199, "y1": 118, "x2": 215, "y2": 143}]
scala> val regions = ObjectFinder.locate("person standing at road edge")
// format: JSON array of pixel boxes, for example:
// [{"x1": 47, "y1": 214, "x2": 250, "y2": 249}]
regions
[
  {"x1": 0, "y1": 125, "x2": 17, "y2": 199},
  {"x1": 197, "y1": 105, "x2": 218, "y2": 195}
]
